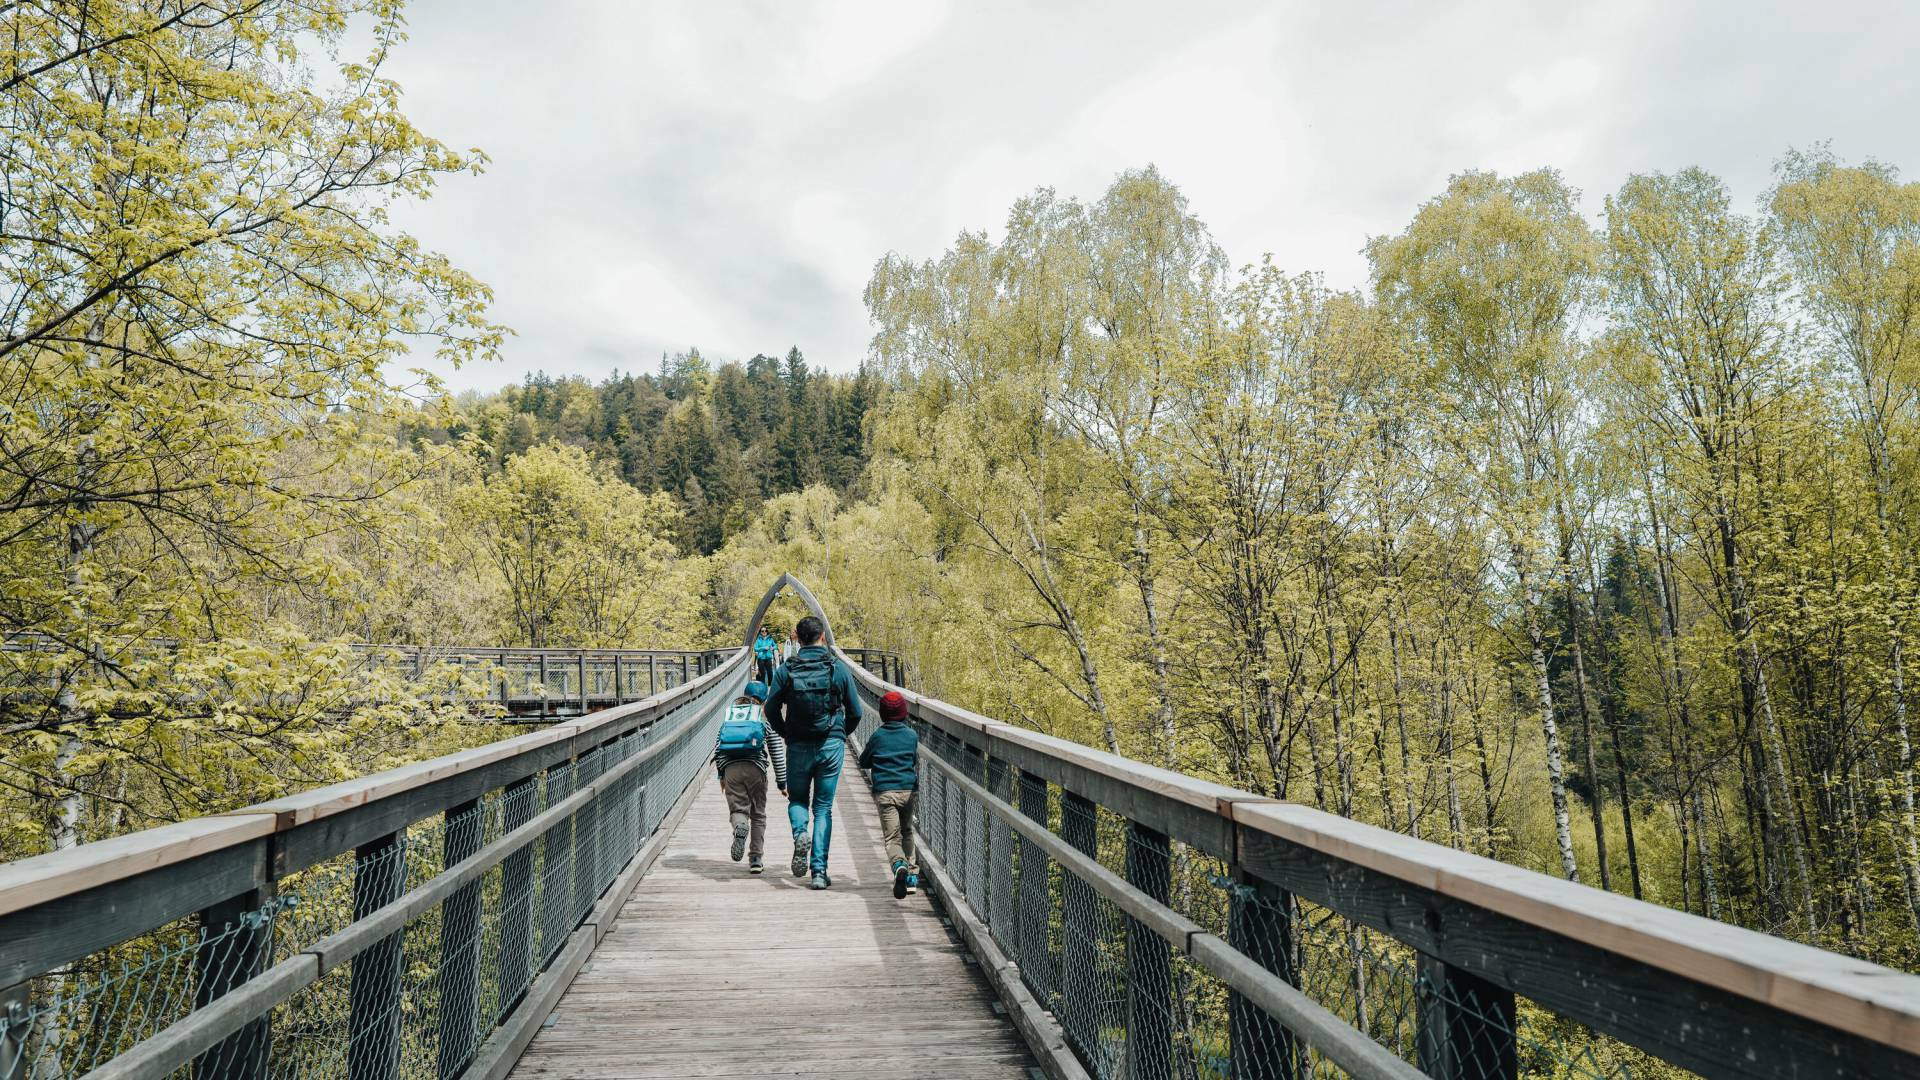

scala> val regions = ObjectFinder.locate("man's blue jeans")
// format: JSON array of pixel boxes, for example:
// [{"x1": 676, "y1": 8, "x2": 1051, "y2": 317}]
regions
[{"x1": 786, "y1": 736, "x2": 845, "y2": 876}]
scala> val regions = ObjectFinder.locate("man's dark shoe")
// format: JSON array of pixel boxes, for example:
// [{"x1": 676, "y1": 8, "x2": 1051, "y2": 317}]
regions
[
  {"x1": 892, "y1": 860, "x2": 909, "y2": 900},
  {"x1": 791, "y1": 832, "x2": 811, "y2": 878}
]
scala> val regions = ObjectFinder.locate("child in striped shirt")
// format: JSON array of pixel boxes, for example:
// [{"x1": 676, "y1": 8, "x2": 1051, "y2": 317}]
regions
[{"x1": 713, "y1": 680, "x2": 788, "y2": 873}]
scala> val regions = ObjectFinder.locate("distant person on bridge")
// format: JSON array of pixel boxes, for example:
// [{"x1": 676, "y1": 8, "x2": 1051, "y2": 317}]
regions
[
  {"x1": 764, "y1": 615, "x2": 863, "y2": 889},
  {"x1": 859, "y1": 690, "x2": 920, "y2": 898},
  {"x1": 753, "y1": 628, "x2": 778, "y2": 684},
  {"x1": 714, "y1": 680, "x2": 787, "y2": 873}
]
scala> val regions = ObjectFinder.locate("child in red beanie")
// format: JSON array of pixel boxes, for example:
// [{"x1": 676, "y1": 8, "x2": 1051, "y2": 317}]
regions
[{"x1": 858, "y1": 690, "x2": 920, "y2": 897}]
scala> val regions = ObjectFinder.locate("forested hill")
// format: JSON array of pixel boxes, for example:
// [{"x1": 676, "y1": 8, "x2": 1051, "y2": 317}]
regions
[{"x1": 405, "y1": 348, "x2": 879, "y2": 553}]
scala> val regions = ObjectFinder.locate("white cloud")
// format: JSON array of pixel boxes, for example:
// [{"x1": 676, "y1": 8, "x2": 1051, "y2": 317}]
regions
[{"x1": 381, "y1": 0, "x2": 1920, "y2": 393}]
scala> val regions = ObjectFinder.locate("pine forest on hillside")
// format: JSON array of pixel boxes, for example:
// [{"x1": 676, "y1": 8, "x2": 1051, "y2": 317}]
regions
[{"x1": 5, "y1": 0, "x2": 1920, "y2": 1001}]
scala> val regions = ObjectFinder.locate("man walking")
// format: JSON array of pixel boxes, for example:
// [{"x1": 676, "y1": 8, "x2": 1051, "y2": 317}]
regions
[
  {"x1": 753, "y1": 627, "x2": 778, "y2": 684},
  {"x1": 764, "y1": 615, "x2": 863, "y2": 889},
  {"x1": 714, "y1": 681, "x2": 786, "y2": 873}
]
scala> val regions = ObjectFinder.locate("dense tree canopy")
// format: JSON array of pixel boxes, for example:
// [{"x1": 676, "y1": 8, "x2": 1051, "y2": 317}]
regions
[
  {"x1": 406, "y1": 350, "x2": 878, "y2": 553},
  {"x1": 2, "y1": 6, "x2": 1917, "y2": 1015}
]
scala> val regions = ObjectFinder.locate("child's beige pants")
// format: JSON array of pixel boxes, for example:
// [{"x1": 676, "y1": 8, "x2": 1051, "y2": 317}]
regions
[{"x1": 874, "y1": 788, "x2": 918, "y2": 873}]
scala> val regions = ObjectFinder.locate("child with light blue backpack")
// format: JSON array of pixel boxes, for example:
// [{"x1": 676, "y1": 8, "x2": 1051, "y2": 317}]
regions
[{"x1": 713, "y1": 680, "x2": 787, "y2": 873}]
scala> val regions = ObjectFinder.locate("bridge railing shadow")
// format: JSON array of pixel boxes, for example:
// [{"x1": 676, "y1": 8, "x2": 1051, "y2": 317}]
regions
[{"x1": 835, "y1": 646, "x2": 1920, "y2": 1080}]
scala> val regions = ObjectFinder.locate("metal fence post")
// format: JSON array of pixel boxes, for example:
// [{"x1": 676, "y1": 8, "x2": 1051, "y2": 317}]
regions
[
  {"x1": 1125, "y1": 822, "x2": 1175, "y2": 1080},
  {"x1": 962, "y1": 744, "x2": 988, "y2": 917},
  {"x1": 192, "y1": 881, "x2": 275, "y2": 1080},
  {"x1": 497, "y1": 775, "x2": 537, "y2": 1016},
  {"x1": 1230, "y1": 871, "x2": 1302, "y2": 1080},
  {"x1": 0, "y1": 981, "x2": 28, "y2": 1080},
  {"x1": 575, "y1": 745, "x2": 604, "y2": 920},
  {"x1": 537, "y1": 653, "x2": 549, "y2": 718},
  {"x1": 437, "y1": 800, "x2": 483, "y2": 1079},
  {"x1": 1417, "y1": 955, "x2": 1518, "y2": 1080},
  {"x1": 577, "y1": 652, "x2": 588, "y2": 714},
  {"x1": 1059, "y1": 790, "x2": 1099, "y2": 1066},
  {"x1": 1016, "y1": 769, "x2": 1054, "y2": 1000},
  {"x1": 348, "y1": 831, "x2": 406, "y2": 1080},
  {"x1": 541, "y1": 765, "x2": 576, "y2": 966}
]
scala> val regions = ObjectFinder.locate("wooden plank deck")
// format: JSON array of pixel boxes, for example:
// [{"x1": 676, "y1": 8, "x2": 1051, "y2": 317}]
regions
[{"x1": 507, "y1": 764, "x2": 1037, "y2": 1079}]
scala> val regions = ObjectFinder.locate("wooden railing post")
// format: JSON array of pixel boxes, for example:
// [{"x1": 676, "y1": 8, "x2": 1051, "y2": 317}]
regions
[
  {"x1": 613, "y1": 655, "x2": 626, "y2": 702},
  {"x1": 348, "y1": 831, "x2": 406, "y2": 1080},
  {"x1": 648, "y1": 654, "x2": 659, "y2": 696},
  {"x1": 1125, "y1": 822, "x2": 1175, "y2": 1080},
  {"x1": 436, "y1": 800, "x2": 483, "y2": 1080},
  {"x1": 1230, "y1": 871, "x2": 1302, "y2": 1080},
  {"x1": 1417, "y1": 955, "x2": 1518, "y2": 1080},
  {"x1": 192, "y1": 882, "x2": 275, "y2": 1080},
  {"x1": 1059, "y1": 790, "x2": 1099, "y2": 1066},
  {"x1": 577, "y1": 651, "x2": 588, "y2": 714},
  {"x1": 496, "y1": 775, "x2": 537, "y2": 1015}
]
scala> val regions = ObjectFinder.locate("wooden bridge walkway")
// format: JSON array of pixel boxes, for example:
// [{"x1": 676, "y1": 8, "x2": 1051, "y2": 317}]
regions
[
  {"x1": 507, "y1": 766, "x2": 1035, "y2": 1080},
  {"x1": 6, "y1": 575, "x2": 1919, "y2": 1080}
]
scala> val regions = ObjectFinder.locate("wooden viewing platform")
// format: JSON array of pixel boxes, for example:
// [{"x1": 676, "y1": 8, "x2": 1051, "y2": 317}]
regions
[{"x1": 508, "y1": 768, "x2": 1034, "y2": 1080}]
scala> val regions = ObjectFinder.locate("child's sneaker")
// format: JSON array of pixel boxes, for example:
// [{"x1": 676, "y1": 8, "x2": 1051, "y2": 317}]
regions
[
  {"x1": 790, "y1": 833, "x2": 811, "y2": 878},
  {"x1": 892, "y1": 860, "x2": 909, "y2": 900},
  {"x1": 730, "y1": 821, "x2": 748, "y2": 862},
  {"x1": 749, "y1": 858, "x2": 765, "y2": 874},
  {"x1": 905, "y1": 872, "x2": 919, "y2": 894},
  {"x1": 809, "y1": 872, "x2": 830, "y2": 890}
]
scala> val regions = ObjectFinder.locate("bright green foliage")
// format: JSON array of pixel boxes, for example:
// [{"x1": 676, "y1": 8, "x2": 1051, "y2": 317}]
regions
[
  {"x1": 4, "y1": 2, "x2": 1919, "y2": 999},
  {"x1": 0, "y1": 1, "x2": 503, "y2": 855},
  {"x1": 453, "y1": 444, "x2": 685, "y2": 648},
  {"x1": 819, "y1": 161, "x2": 1920, "y2": 973}
]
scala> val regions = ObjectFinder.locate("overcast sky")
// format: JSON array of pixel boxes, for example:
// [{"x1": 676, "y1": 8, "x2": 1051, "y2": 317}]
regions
[{"x1": 381, "y1": 0, "x2": 1920, "y2": 393}]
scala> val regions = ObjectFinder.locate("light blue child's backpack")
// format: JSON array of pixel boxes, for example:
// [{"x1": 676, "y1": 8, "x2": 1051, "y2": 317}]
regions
[{"x1": 715, "y1": 703, "x2": 765, "y2": 761}]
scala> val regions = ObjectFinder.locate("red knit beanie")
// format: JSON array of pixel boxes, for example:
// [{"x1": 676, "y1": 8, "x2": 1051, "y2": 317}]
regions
[{"x1": 879, "y1": 691, "x2": 909, "y2": 724}]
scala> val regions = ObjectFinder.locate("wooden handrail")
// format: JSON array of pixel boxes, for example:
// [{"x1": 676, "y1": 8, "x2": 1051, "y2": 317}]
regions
[
  {"x1": 0, "y1": 649, "x2": 747, "y2": 922},
  {"x1": 836, "y1": 650, "x2": 1920, "y2": 1062},
  {"x1": 921, "y1": 748, "x2": 1427, "y2": 1080}
]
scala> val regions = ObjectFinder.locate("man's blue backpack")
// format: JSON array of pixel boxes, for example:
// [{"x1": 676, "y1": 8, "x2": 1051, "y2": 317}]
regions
[{"x1": 716, "y1": 704, "x2": 765, "y2": 762}]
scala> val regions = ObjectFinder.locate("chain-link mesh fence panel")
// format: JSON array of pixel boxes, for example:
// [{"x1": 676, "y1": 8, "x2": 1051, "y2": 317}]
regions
[
  {"x1": 905, "y1": 733, "x2": 1729, "y2": 1080},
  {"x1": 2, "y1": 668, "x2": 740, "y2": 1080}
]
